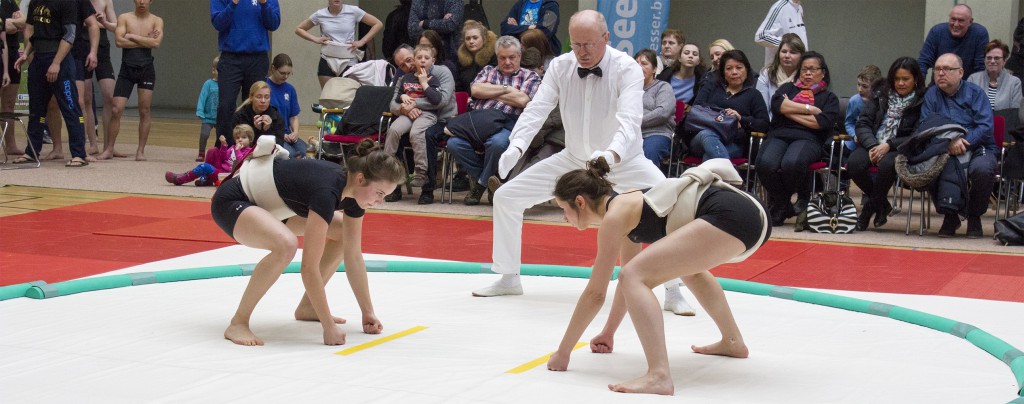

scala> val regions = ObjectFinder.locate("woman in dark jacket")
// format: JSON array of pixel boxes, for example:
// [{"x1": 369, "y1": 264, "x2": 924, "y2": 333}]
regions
[
  {"x1": 755, "y1": 51, "x2": 840, "y2": 226},
  {"x1": 232, "y1": 82, "x2": 286, "y2": 146},
  {"x1": 455, "y1": 20, "x2": 497, "y2": 92},
  {"x1": 656, "y1": 43, "x2": 708, "y2": 106},
  {"x1": 848, "y1": 57, "x2": 925, "y2": 230},
  {"x1": 689, "y1": 50, "x2": 769, "y2": 161}
]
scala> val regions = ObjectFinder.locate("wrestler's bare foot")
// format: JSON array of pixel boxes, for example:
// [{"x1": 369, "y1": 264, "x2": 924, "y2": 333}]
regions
[
  {"x1": 323, "y1": 324, "x2": 346, "y2": 345},
  {"x1": 691, "y1": 337, "x2": 749, "y2": 358},
  {"x1": 294, "y1": 305, "x2": 347, "y2": 324},
  {"x1": 95, "y1": 150, "x2": 114, "y2": 160},
  {"x1": 5, "y1": 148, "x2": 24, "y2": 155},
  {"x1": 44, "y1": 151, "x2": 64, "y2": 160},
  {"x1": 608, "y1": 371, "x2": 674, "y2": 395},
  {"x1": 113, "y1": 151, "x2": 129, "y2": 158},
  {"x1": 87, "y1": 145, "x2": 99, "y2": 155},
  {"x1": 224, "y1": 323, "x2": 264, "y2": 346},
  {"x1": 135, "y1": 152, "x2": 146, "y2": 161},
  {"x1": 84, "y1": 155, "x2": 97, "y2": 162}
]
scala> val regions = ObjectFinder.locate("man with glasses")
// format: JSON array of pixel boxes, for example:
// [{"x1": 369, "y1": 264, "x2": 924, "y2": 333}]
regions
[
  {"x1": 919, "y1": 4, "x2": 988, "y2": 79},
  {"x1": 472, "y1": 10, "x2": 665, "y2": 297},
  {"x1": 920, "y1": 53, "x2": 995, "y2": 238}
]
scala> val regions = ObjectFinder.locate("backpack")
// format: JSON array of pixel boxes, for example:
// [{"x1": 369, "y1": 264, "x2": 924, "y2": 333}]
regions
[{"x1": 994, "y1": 211, "x2": 1024, "y2": 246}]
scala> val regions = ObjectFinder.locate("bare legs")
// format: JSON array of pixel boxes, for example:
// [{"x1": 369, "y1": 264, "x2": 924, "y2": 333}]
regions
[
  {"x1": 135, "y1": 89, "x2": 152, "y2": 160},
  {"x1": 78, "y1": 79, "x2": 99, "y2": 155},
  {"x1": 98, "y1": 96, "x2": 127, "y2": 160},
  {"x1": 1, "y1": 83, "x2": 22, "y2": 155},
  {"x1": 609, "y1": 220, "x2": 748, "y2": 395}
]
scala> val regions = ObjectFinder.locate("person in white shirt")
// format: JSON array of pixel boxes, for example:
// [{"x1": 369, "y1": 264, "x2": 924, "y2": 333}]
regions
[
  {"x1": 754, "y1": 0, "x2": 807, "y2": 68},
  {"x1": 473, "y1": 10, "x2": 667, "y2": 298},
  {"x1": 295, "y1": 0, "x2": 383, "y2": 88}
]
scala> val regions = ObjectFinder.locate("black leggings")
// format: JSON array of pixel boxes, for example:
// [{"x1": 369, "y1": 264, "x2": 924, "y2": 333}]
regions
[
  {"x1": 755, "y1": 136, "x2": 822, "y2": 206},
  {"x1": 210, "y1": 177, "x2": 254, "y2": 239},
  {"x1": 847, "y1": 146, "x2": 898, "y2": 210}
]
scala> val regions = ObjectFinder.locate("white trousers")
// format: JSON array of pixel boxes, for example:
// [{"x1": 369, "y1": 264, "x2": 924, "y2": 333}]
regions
[{"x1": 491, "y1": 150, "x2": 666, "y2": 274}]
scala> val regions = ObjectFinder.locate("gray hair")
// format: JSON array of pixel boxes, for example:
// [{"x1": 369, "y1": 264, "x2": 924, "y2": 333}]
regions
[
  {"x1": 392, "y1": 44, "x2": 414, "y2": 58},
  {"x1": 569, "y1": 10, "x2": 608, "y2": 34},
  {"x1": 495, "y1": 35, "x2": 522, "y2": 54}
]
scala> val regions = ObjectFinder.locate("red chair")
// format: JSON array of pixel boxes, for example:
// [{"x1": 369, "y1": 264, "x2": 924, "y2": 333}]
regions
[
  {"x1": 438, "y1": 92, "x2": 471, "y2": 203},
  {"x1": 664, "y1": 100, "x2": 687, "y2": 176}
]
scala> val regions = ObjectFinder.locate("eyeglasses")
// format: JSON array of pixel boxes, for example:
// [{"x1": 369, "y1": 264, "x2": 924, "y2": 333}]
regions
[
  {"x1": 934, "y1": 66, "x2": 961, "y2": 75},
  {"x1": 801, "y1": 67, "x2": 823, "y2": 73},
  {"x1": 986, "y1": 56, "x2": 1004, "y2": 61},
  {"x1": 570, "y1": 42, "x2": 600, "y2": 52}
]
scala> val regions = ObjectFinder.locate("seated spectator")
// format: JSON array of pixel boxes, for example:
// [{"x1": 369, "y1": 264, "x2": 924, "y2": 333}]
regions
[
  {"x1": 657, "y1": 43, "x2": 707, "y2": 105},
  {"x1": 921, "y1": 53, "x2": 996, "y2": 238},
  {"x1": 294, "y1": 1, "x2": 383, "y2": 88},
  {"x1": 756, "y1": 51, "x2": 839, "y2": 226},
  {"x1": 848, "y1": 57, "x2": 924, "y2": 231},
  {"x1": 500, "y1": 0, "x2": 560, "y2": 55},
  {"x1": 656, "y1": 29, "x2": 683, "y2": 75},
  {"x1": 392, "y1": 44, "x2": 417, "y2": 75},
  {"x1": 408, "y1": 0, "x2": 464, "y2": 63},
  {"x1": 447, "y1": 35, "x2": 541, "y2": 205},
  {"x1": 919, "y1": 4, "x2": 988, "y2": 80},
  {"x1": 701, "y1": 38, "x2": 735, "y2": 84},
  {"x1": 844, "y1": 65, "x2": 883, "y2": 153},
  {"x1": 455, "y1": 20, "x2": 497, "y2": 92},
  {"x1": 265, "y1": 54, "x2": 307, "y2": 159},
  {"x1": 384, "y1": 45, "x2": 456, "y2": 201},
  {"x1": 232, "y1": 82, "x2": 286, "y2": 152},
  {"x1": 757, "y1": 33, "x2": 805, "y2": 118},
  {"x1": 418, "y1": 29, "x2": 458, "y2": 76},
  {"x1": 689, "y1": 49, "x2": 769, "y2": 162},
  {"x1": 633, "y1": 49, "x2": 676, "y2": 167},
  {"x1": 967, "y1": 39, "x2": 1024, "y2": 122},
  {"x1": 165, "y1": 124, "x2": 254, "y2": 187}
]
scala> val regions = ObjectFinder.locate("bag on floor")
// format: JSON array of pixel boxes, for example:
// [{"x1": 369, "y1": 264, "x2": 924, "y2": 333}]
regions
[
  {"x1": 805, "y1": 190, "x2": 858, "y2": 234},
  {"x1": 994, "y1": 211, "x2": 1024, "y2": 246}
]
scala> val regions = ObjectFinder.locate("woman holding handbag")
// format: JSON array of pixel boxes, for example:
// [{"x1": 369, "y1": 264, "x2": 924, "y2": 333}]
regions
[
  {"x1": 755, "y1": 51, "x2": 840, "y2": 226},
  {"x1": 688, "y1": 50, "x2": 770, "y2": 161}
]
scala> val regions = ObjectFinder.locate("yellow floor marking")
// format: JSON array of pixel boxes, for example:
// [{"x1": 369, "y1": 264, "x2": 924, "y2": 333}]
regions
[
  {"x1": 334, "y1": 326, "x2": 428, "y2": 356},
  {"x1": 506, "y1": 341, "x2": 588, "y2": 374}
]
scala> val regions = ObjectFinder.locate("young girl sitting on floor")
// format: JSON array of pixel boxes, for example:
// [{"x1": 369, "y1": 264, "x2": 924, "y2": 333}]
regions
[{"x1": 165, "y1": 124, "x2": 254, "y2": 186}]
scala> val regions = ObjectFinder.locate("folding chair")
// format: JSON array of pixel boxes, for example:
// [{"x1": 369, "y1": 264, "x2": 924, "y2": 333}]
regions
[
  {"x1": 994, "y1": 114, "x2": 1022, "y2": 222},
  {"x1": 665, "y1": 100, "x2": 686, "y2": 176},
  {"x1": 314, "y1": 85, "x2": 395, "y2": 165},
  {"x1": 438, "y1": 91, "x2": 470, "y2": 204},
  {"x1": 0, "y1": 112, "x2": 39, "y2": 170}
]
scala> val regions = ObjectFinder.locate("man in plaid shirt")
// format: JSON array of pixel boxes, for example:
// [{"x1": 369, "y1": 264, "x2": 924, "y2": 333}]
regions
[{"x1": 447, "y1": 35, "x2": 541, "y2": 205}]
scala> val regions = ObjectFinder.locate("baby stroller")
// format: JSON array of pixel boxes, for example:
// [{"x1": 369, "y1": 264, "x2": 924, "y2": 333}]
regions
[{"x1": 313, "y1": 84, "x2": 396, "y2": 164}]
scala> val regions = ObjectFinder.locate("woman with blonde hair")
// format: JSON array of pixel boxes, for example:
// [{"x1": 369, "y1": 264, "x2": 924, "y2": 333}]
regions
[
  {"x1": 455, "y1": 20, "x2": 497, "y2": 92},
  {"x1": 232, "y1": 81, "x2": 285, "y2": 147},
  {"x1": 701, "y1": 39, "x2": 735, "y2": 83}
]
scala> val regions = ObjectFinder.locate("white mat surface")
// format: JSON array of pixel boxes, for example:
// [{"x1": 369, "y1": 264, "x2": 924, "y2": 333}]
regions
[{"x1": 1, "y1": 246, "x2": 1022, "y2": 403}]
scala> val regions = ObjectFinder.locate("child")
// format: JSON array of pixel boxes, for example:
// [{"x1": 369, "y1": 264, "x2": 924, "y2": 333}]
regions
[
  {"x1": 196, "y1": 56, "x2": 220, "y2": 162},
  {"x1": 384, "y1": 44, "x2": 443, "y2": 189},
  {"x1": 166, "y1": 124, "x2": 254, "y2": 186},
  {"x1": 844, "y1": 65, "x2": 882, "y2": 155},
  {"x1": 265, "y1": 53, "x2": 306, "y2": 159}
]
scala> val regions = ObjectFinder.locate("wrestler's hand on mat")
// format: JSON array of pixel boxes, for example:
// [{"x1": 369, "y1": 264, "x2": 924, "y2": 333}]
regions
[
  {"x1": 589, "y1": 332, "x2": 614, "y2": 353},
  {"x1": 362, "y1": 313, "x2": 383, "y2": 334},
  {"x1": 323, "y1": 324, "x2": 346, "y2": 346},
  {"x1": 547, "y1": 350, "x2": 569, "y2": 371},
  {"x1": 589, "y1": 149, "x2": 618, "y2": 165},
  {"x1": 497, "y1": 145, "x2": 523, "y2": 178}
]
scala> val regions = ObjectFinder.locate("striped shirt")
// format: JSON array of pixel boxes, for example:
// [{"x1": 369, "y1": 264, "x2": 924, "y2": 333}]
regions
[
  {"x1": 987, "y1": 84, "x2": 998, "y2": 109},
  {"x1": 469, "y1": 66, "x2": 541, "y2": 116},
  {"x1": 753, "y1": 0, "x2": 807, "y2": 67}
]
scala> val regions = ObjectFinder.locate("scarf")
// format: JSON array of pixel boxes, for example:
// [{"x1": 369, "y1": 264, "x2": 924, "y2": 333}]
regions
[
  {"x1": 792, "y1": 80, "x2": 826, "y2": 105},
  {"x1": 774, "y1": 67, "x2": 796, "y2": 88},
  {"x1": 877, "y1": 92, "x2": 915, "y2": 144}
]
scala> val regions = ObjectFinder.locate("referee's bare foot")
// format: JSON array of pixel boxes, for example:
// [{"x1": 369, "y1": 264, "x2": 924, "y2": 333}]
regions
[
  {"x1": 224, "y1": 323, "x2": 263, "y2": 346},
  {"x1": 691, "y1": 337, "x2": 748, "y2": 358}
]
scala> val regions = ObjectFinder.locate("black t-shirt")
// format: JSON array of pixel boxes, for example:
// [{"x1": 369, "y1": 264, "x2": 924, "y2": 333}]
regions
[
  {"x1": 27, "y1": 0, "x2": 76, "y2": 53},
  {"x1": 272, "y1": 159, "x2": 364, "y2": 224},
  {"x1": 0, "y1": 0, "x2": 17, "y2": 48},
  {"x1": 70, "y1": 0, "x2": 95, "y2": 59}
]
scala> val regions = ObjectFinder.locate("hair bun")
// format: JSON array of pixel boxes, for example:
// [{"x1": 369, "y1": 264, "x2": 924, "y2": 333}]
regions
[
  {"x1": 586, "y1": 156, "x2": 611, "y2": 179},
  {"x1": 354, "y1": 139, "x2": 383, "y2": 157}
]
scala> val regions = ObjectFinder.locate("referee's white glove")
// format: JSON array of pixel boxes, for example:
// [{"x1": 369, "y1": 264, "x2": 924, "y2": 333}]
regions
[
  {"x1": 589, "y1": 150, "x2": 617, "y2": 166},
  {"x1": 498, "y1": 145, "x2": 524, "y2": 178}
]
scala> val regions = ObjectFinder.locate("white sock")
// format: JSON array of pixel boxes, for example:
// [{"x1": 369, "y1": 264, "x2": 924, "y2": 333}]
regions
[
  {"x1": 664, "y1": 284, "x2": 683, "y2": 301},
  {"x1": 498, "y1": 274, "x2": 521, "y2": 287}
]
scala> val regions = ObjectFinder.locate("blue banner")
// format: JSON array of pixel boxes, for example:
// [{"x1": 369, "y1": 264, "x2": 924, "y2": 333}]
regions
[{"x1": 596, "y1": 0, "x2": 671, "y2": 56}]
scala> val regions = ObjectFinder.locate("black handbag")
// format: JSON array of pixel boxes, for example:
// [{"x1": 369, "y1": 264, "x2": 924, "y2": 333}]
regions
[
  {"x1": 684, "y1": 105, "x2": 739, "y2": 144},
  {"x1": 444, "y1": 109, "x2": 508, "y2": 152},
  {"x1": 994, "y1": 211, "x2": 1024, "y2": 246}
]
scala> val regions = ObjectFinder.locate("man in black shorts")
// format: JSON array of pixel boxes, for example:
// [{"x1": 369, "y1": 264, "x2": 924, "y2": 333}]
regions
[
  {"x1": 1, "y1": 0, "x2": 22, "y2": 156},
  {"x1": 89, "y1": 0, "x2": 116, "y2": 154},
  {"x1": 100, "y1": 0, "x2": 161, "y2": 161},
  {"x1": 70, "y1": 0, "x2": 99, "y2": 155}
]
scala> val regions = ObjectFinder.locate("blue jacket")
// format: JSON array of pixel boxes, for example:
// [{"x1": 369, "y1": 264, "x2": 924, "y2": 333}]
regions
[
  {"x1": 920, "y1": 81, "x2": 994, "y2": 153},
  {"x1": 210, "y1": 0, "x2": 281, "y2": 53},
  {"x1": 500, "y1": 0, "x2": 561, "y2": 54},
  {"x1": 196, "y1": 79, "x2": 219, "y2": 124}
]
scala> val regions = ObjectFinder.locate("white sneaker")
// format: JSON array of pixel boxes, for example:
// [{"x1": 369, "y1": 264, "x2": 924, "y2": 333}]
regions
[
  {"x1": 664, "y1": 296, "x2": 696, "y2": 316},
  {"x1": 472, "y1": 282, "x2": 523, "y2": 297}
]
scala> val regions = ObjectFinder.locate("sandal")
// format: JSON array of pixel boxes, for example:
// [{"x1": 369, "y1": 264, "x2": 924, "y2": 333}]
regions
[
  {"x1": 65, "y1": 157, "x2": 89, "y2": 167},
  {"x1": 12, "y1": 154, "x2": 37, "y2": 164}
]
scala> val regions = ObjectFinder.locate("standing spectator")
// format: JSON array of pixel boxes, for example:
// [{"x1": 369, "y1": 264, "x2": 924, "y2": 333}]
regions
[
  {"x1": 295, "y1": 0, "x2": 383, "y2": 89},
  {"x1": 196, "y1": 55, "x2": 220, "y2": 162},
  {"x1": 210, "y1": 0, "x2": 281, "y2": 147},
  {"x1": 500, "y1": 0, "x2": 560, "y2": 56},
  {"x1": 690, "y1": 49, "x2": 770, "y2": 162},
  {"x1": 447, "y1": 35, "x2": 540, "y2": 206},
  {"x1": 70, "y1": 0, "x2": 99, "y2": 156},
  {"x1": 407, "y1": 0, "x2": 463, "y2": 65},
  {"x1": 633, "y1": 49, "x2": 675, "y2": 168},
  {"x1": 417, "y1": 29, "x2": 456, "y2": 75},
  {"x1": 89, "y1": 0, "x2": 118, "y2": 158},
  {"x1": 754, "y1": 0, "x2": 806, "y2": 68},
  {"x1": 1, "y1": 0, "x2": 22, "y2": 156},
  {"x1": 265, "y1": 54, "x2": 306, "y2": 159},
  {"x1": 921, "y1": 53, "x2": 996, "y2": 238},
  {"x1": 382, "y1": 0, "x2": 413, "y2": 61},
  {"x1": 919, "y1": 4, "x2": 988, "y2": 80},
  {"x1": 756, "y1": 33, "x2": 804, "y2": 118},
  {"x1": 455, "y1": 19, "x2": 496, "y2": 92},
  {"x1": 656, "y1": 42, "x2": 706, "y2": 105},
  {"x1": 844, "y1": 65, "x2": 882, "y2": 153},
  {"x1": 1006, "y1": 18, "x2": 1024, "y2": 79},
  {"x1": 656, "y1": 29, "x2": 683, "y2": 75},
  {"x1": 967, "y1": 39, "x2": 1024, "y2": 122}
]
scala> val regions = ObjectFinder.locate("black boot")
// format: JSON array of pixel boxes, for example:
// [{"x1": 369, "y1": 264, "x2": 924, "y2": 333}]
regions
[
  {"x1": 384, "y1": 188, "x2": 402, "y2": 202},
  {"x1": 856, "y1": 202, "x2": 875, "y2": 232},
  {"x1": 966, "y1": 216, "x2": 983, "y2": 238},
  {"x1": 874, "y1": 199, "x2": 893, "y2": 228},
  {"x1": 937, "y1": 214, "x2": 961, "y2": 238}
]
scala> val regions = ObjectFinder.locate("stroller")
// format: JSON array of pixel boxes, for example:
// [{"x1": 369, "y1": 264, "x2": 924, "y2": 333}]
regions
[{"x1": 312, "y1": 84, "x2": 396, "y2": 164}]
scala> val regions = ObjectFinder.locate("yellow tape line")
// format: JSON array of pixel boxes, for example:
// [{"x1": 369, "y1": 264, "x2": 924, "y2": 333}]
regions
[
  {"x1": 505, "y1": 341, "x2": 589, "y2": 374},
  {"x1": 334, "y1": 325, "x2": 428, "y2": 356}
]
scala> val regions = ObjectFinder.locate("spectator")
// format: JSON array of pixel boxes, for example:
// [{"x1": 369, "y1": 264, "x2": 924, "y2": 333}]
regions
[
  {"x1": 210, "y1": 0, "x2": 280, "y2": 147},
  {"x1": 754, "y1": 0, "x2": 807, "y2": 68},
  {"x1": 265, "y1": 54, "x2": 306, "y2": 159},
  {"x1": 166, "y1": 124, "x2": 254, "y2": 187},
  {"x1": 392, "y1": 44, "x2": 417, "y2": 75},
  {"x1": 447, "y1": 35, "x2": 540, "y2": 206},
  {"x1": 919, "y1": 4, "x2": 988, "y2": 79},
  {"x1": 657, "y1": 43, "x2": 706, "y2": 105},
  {"x1": 1006, "y1": 18, "x2": 1024, "y2": 78},
  {"x1": 195, "y1": 55, "x2": 220, "y2": 161},
  {"x1": 418, "y1": 29, "x2": 457, "y2": 76},
  {"x1": 921, "y1": 53, "x2": 996, "y2": 238},
  {"x1": 295, "y1": 0, "x2": 383, "y2": 89},
  {"x1": 382, "y1": 0, "x2": 413, "y2": 60},
  {"x1": 690, "y1": 49, "x2": 770, "y2": 162},
  {"x1": 756, "y1": 33, "x2": 805, "y2": 118},
  {"x1": 701, "y1": 38, "x2": 735, "y2": 84},
  {"x1": 408, "y1": 0, "x2": 463, "y2": 64},
  {"x1": 966, "y1": 39, "x2": 1024, "y2": 122},
  {"x1": 232, "y1": 81, "x2": 285, "y2": 147},
  {"x1": 500, "y1": 0, "x2": 560, "y2": 55},
  {"x1": 633, "y1": 49, "x2": 676, "y2": 167},
  {"x1": 455, "y1": 19, "x2": 496, "y2": 92},
  {"x1": 70, "y1": 0, "x2": 99, "y2": 156},
  {"x1": 756, "y1": 51, "x2": 839, "y2": 227},
  {"x1": 656, "y1": 29, "x2": 683, "y2": 75},
  {"x1": 519, "y1": 28, "x2": 555, "y2": 72},
  {"x1": 1, "y1": 1, "x2": 23, "y2": 156},
  {"x1": 88, "y1": 0, "x2": 118, "y2": 158},
  {"x1": 843, "y1": 65, "x2": 882, "y2": 153},
  {"x1": 848, "y1": 57, "x2": 924, "y2": 231}
]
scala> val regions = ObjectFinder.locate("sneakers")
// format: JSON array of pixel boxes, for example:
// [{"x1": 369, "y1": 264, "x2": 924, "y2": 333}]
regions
[
  {"x1": 966, "y1": 216, "x2": 983, "y2": 239},
  {"x1": 384, "y1": 188, "x2": 402, "y2": 202},
  {"x1": 487, "y1": 175, "x2": 502, "y2": 204},
  {"x1": 937, "y1": 214, "x2": 961, "y2": 238},
  {"x1": 464, "y1": 181, "x2": 484, "y2": 205},
  {"x1": 664, "y1": 296, "x2": 696, "y2": 316},
  {"x1": 409, "y1": 172, "x2": 427, "y2": 188},
  {"x1": 452, "y1": 174, "x2": 470, "y2": 192},
  {"x1": 417, "y1": 192, "x2": 434, "y2": 205},
  {"x1": 472, "y1": 282, "x2": 524, "y2": 297}
]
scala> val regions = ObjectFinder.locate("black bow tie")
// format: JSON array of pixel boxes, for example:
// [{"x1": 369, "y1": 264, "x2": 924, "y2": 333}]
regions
[{"x1": 577, "y1": 66, "x2": 603, "y2": 78}]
